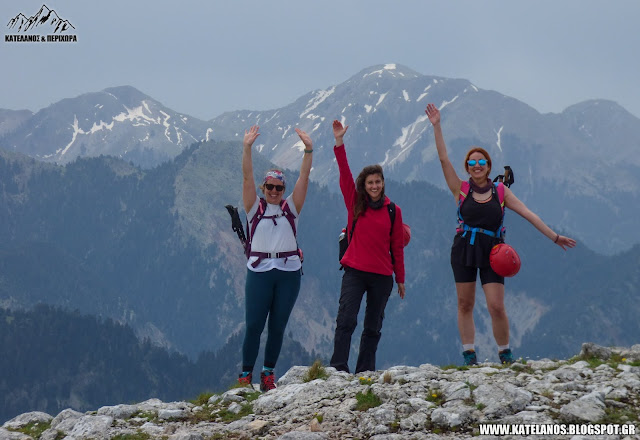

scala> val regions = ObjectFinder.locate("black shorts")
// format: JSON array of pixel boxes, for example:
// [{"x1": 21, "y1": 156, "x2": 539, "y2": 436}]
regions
[{"x1": 451, "y1": 261, "x2": 504, "y2": 285}]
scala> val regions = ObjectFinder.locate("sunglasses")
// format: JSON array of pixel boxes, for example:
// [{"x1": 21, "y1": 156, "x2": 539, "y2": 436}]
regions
[
  {"x1": 467, "y1": 159, "x2": 488, "y2": 166},
  {"x1": 264, "y1": 183, "x2": 285, "y2": 192}
]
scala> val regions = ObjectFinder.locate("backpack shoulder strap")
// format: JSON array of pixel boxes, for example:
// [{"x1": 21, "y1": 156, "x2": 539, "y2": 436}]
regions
[
  {"x1": 494, "y1": 182, "x2": 505, "y2": 214},
  {"x1": 245, "y1": 198, "x2": 267, "y2": 258},
  {"x1": 387, "y1": 202, "x2": 396, "y2": 235},
  {"x1": 248, "y1": 197, "x2": 266, "y2": 228},
  {"x1": 459, "y1": 180, "x2": 470, "y2": 205},
  {"x1": 279, "y1": 199, "x2": 297, "y2": 237},
  {"x1": 388, "y1": 201, "x2": 397, "y2": 264}
]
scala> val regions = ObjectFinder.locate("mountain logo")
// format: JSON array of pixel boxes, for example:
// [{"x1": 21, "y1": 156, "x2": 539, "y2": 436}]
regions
[
  {"x1": 7, "y1": 4, "x2": 75, "y2": 33},
  {"x1": 5, "y1": 4, "x2": 77, "y2": 43}
]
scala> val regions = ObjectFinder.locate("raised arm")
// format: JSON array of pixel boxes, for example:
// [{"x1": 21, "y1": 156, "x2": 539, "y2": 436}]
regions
[
  {"x1": 242, "y1": 126, "x2": 259, "y2": 213},
  {"x1": 426, "y1": 104, "x2": 462, "y2": 199},
  {"x1": 332, "y1": 120, "x2": 357, "y2": 208},
  {"x1": 333, "y1": 119, "x2": 348, "y2": 147},
  {"x1": 290, "y1": 128, "x2": 313, "y2": 213},
  {"x1": 503, "y1": 186, "x2": 577, "y2": 250}
]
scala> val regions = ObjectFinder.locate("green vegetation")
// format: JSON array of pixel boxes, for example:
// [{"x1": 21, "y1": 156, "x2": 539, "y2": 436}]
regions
[
  {"x1": 600, "y1": 407, "x2": 639, "y2": 424},
  {"x1": 303, "y1": 359, "x2": 329, "y2": 382},
  {"x1": 190, "y1": 391, "x2": 215, "y2": 406},
  {"x1": 112, "y1": 432, "x2": 152, "y2": 440},
  {"x1": 509, "y1": 363, "x2": 534, "y2": 374},
  {"x1": 6, "y1": 421, "x2": 52, "y2": 439},
  {"x1": 217, "y1": 403, "x2": 254, "y2": 423},
  {"x1": 355, "y1": 388, "x2": 382, "y2": 411},
  {"x1": 441, "y1": 365, "x2": 470, "y2": 371},
  {"x1": 426, "y1": 390, "x2": 445, "y2": 406}
]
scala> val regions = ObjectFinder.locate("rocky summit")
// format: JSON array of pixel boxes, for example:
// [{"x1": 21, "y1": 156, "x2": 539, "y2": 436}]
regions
[{"x1": 2, "y1": 343, "x2": 639, "y2": 440}]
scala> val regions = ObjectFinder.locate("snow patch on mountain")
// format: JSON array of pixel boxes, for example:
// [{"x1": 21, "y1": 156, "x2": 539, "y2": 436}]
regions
[
  {"x1": 384, "y1": 114, "x2": 430, "y2": 166},
  {"x1": 417, "y1": 85, "x2": 432, "y2": 102},
  {"x1": 440, "y1": 95, "x2": 460, "y2": 110},
  {"x1": 376, "y1": 92, "x2": 387, "y2": 107},
  {"x1": 300, "y1": 87, "x2": 336, "y2": 118},
  {"x1": 114, "y1": 104, "x2": 156, "y2": 126},
  {"x1": 58, "y1": 115, "x2": 80, "y2": 157},
  {"x1": 89, "y1": 120, "x2": 115, "y2": 134}
]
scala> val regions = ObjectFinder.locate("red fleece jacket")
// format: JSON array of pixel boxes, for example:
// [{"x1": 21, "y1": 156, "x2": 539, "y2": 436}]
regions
[{"x1": 335, "y1": 144, "x2": 405, "y2": 283}]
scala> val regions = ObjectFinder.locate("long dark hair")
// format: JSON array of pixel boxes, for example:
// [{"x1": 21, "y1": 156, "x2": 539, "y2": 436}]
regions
[{"x1": 354, "y1": 164, "x2": 385, "y2": 220}]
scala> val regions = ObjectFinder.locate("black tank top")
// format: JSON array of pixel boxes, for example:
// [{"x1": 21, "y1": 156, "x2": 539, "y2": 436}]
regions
[
  {"x1": 451, "y1": 188, "x2": 503, "y2": 268},
  {"x1": 459, "y1": 189, "x2": 502, "y2": 231}
]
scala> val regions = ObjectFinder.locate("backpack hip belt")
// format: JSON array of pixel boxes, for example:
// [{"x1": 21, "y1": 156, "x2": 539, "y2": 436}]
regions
[
  {"x1": 457, "y1": 224, "x2": 503, "y2": 245},
  {"x1": 249, "y1": 250, "x2": 300, "y2": 268}
]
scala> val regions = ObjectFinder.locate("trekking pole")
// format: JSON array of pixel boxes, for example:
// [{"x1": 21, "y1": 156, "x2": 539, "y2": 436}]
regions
[{"x1": 225, "y1": 205, "x2": 247, "y2": 245}]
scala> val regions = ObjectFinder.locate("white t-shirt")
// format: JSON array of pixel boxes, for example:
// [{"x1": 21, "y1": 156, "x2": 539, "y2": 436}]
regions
[{"x1": 245, "y1": 194, "x2": 301, "y2": 272}]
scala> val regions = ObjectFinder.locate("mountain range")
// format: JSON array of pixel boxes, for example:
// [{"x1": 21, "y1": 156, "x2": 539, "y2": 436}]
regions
[
  {"x1": 1, "y1": 64, "x2": 639, "y2": 420},
  {"x1": 2, "y1": 64, "x2": 639, "y2": 255},
  {"x1": 0, "y1": 86, "x2": 213, "y2": 169},
  {"x1": 1, "y1": 136, "x2": 638, "y2": 364}
]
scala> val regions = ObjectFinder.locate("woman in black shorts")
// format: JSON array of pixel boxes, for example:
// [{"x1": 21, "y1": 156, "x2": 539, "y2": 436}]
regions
[{"x1": 425, "y1": 103, "x2": 576, "y2": 366}]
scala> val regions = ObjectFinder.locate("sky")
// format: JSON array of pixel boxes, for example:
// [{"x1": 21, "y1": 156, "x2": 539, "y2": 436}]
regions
[{"x1": 1, "y1": 1, "x2": 639, "y2": 121}]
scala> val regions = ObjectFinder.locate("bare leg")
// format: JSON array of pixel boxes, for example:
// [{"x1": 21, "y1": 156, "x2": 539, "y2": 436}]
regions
[
  {"x1": 482, "y1": 282, "x2": 509, "y2": 346},
  {"x1": 455, "y1": 282, "x2": 476, "y2": 345}
]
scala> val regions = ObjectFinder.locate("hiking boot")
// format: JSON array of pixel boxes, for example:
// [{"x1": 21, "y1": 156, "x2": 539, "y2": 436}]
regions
[
  {"x1": 238, "y1": 372, "x2": 252, "y2": 386},
  {"x1": 260, "y1": 371, "x2": 276, "y2": 392},
  {"x1": 462, "y1": 350, "x2": 478, "y2": 366},
  {"x1": 499, "y1": 349, "x2": 514, "y2": 365}
]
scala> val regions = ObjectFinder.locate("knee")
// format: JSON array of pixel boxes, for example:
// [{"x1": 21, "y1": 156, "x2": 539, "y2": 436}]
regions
[
  {"x1": 458, "y1": 300, "x2": 475, "y2": 315},
  {"x1": 487, "y1": 303, "x2": 507, "y2": 319},
  {"x1": 362, "y1": 326, "x2": 381, "y2": 338},
  {"x1": 246, "y1": 319, "x2": 266, "y2": 336},
  {"x1": 335, "y1": 312, "x2": 358, "y2": 333}
]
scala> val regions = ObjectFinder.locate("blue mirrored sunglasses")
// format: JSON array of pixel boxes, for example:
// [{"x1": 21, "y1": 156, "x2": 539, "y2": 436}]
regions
[{"x1": 467, "y1": 159, "x2": 488, "y2": 166}]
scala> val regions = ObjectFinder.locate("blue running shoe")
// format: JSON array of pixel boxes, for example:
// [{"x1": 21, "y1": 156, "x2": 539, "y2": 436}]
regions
[
  {"x1": 499, "y1": 349, "x2": 515, "y2": 365},
  {"x1": 462, "y1": 350, "x2": 478, "y2": 366}
]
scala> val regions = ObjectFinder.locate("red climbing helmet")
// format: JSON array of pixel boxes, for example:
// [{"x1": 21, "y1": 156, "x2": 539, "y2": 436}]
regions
[
  {"x1": 490, "y1": 243, "x2": 521, "y2": 277},
  {"x1": 403, "y1": 224, "x2": 411, "y2": 247}
]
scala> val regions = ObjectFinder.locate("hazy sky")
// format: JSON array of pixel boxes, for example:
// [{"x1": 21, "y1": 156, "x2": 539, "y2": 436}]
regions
[{"x1": 1, "y1": 1, "x2": 639, "y2": 121}]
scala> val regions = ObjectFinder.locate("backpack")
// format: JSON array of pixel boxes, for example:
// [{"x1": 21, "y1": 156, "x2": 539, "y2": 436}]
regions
[
  {"x1": 338, "y1": 202, "x2": 409, "y2": 269},
  {"x1": 245, "y1": 198, "x2": 302, "y2": 268},
  {"x1": 456, "y1": 181, "x2": 506, "y2": 245}
]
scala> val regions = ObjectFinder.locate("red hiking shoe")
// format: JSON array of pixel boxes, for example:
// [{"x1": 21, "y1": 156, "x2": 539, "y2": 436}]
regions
[
  {"x1": 260, "y1": 371, "x2": 276, "y2": 392},
  {"x1": 238, "y1": 372, "x2": 252, "y2": 386}
]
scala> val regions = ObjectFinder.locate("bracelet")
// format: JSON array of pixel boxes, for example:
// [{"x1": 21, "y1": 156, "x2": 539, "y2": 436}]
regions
[
  {"x1": 304, "y1": 149, "x2": 313, "y2": 154},
  {"x1": 554, "y1": 234, "x2": 560, "y2": 243}
]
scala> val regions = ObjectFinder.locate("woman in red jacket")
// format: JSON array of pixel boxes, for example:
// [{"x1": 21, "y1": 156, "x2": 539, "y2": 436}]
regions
[{"x1": 330, "y1": 120, "x2": 406, "y2": 374}]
